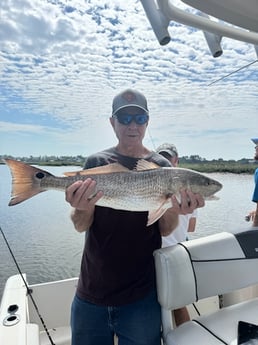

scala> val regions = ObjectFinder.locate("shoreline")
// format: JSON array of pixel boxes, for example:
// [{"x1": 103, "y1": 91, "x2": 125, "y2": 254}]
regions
[{"x1": 0, "y1": 159, "x2": 257, "y2": 174}]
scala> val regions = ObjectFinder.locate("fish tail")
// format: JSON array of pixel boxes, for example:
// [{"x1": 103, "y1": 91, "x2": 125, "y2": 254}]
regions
[{"x1": 4, "y1": 159, "x2": 52, "y2": 206}]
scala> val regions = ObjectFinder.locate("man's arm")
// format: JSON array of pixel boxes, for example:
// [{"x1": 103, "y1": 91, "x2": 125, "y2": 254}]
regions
[
  {"x1": 158, "y1": 207, "x2": 179, "y2": 236},
  {"x1": 65, "y1": 178, "x2": 103, "y2": 232},
  {"x1": 188, "y1": 217, "x2": 197, "y2": 233},
  {"x1": 70, "y1": 208, "x2": 94, "y2": 233}
]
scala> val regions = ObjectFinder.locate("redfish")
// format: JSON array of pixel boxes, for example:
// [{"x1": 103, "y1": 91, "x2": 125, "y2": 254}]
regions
[{"x1": 4, "y1": 159, "x2": 222, "y2": 225}]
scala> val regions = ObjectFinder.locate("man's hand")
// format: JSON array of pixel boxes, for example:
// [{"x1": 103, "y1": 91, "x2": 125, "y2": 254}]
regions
[
  {"x1": 170, "y1": 189, "x2": 205, "y2": 215},
  {"x1": 65, "y1": 178, "x2": 103, "y2": 232},
  {"x1": 159, "y1": 189, "x2": 205, "y2": 237},
  {"x1": 65, "y1": 178, "x2": 103, "y2": 210}
]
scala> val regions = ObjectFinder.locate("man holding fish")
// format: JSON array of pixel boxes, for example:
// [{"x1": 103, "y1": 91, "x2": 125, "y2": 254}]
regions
[
  {"x1": 4, "y1": 89, "x2": 222, "y2": 345},
  {"x1": 65, "y1": 89, "x2": 206, "y2": 345}
]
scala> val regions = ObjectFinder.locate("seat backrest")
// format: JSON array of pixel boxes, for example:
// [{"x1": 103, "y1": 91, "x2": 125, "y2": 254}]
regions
[{"x1": 154, "y1": 230, "x2": 258, "y2": 311}]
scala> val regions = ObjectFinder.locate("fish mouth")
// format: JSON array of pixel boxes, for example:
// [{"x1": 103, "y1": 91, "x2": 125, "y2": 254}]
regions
[{"x1": 216, "y1": 181, "x2": 223, "y2": 191}]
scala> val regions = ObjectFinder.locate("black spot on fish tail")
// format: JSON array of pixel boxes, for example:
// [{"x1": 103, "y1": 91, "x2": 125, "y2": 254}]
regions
[{"x1": 36, "y1": 172, "x2": 45, "y2": 179}]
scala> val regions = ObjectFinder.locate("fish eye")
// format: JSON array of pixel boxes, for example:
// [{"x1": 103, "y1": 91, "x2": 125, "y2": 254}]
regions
[{"x1": 36, "y1": 172, "x2": 45, "y2": 179}]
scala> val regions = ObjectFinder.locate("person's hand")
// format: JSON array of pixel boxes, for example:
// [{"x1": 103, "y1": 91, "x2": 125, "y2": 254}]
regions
[
  {"x1": 246, "y1": 210, "x2": 257, "y2": 222},
  {"x1": 65, "y1": 178, "x2": 103, "y2": 211},
  {"x1": 170, "y1": 189, "x2": 205, "y2": 215}
]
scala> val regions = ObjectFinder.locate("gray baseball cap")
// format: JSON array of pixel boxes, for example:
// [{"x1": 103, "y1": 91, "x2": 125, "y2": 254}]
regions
[
  {"x1": 112, "y1": 89, "x2": 149, "y2": 115},
  {"x1": 156, "y1": 143, "x2": 178, "y2": 157}
]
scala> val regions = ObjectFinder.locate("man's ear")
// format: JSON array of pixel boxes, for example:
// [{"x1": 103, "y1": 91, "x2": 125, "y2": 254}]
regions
[{"x1": 110, "y1": 117, "x2": 115, "y2": 129}]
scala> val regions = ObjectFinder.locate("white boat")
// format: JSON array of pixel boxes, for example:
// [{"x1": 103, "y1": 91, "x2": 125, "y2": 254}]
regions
[
  {"x1": 1, "y1": 228, "x2": 258, "y2": 345},
  {"x1": 0, "y1": 274, "x2": 76, "y2": 345}
]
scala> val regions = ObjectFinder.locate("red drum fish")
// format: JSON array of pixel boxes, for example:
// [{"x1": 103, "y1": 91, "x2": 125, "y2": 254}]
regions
[{"x1": 4, "y1": 159, "x2": 222, "y2": 225}]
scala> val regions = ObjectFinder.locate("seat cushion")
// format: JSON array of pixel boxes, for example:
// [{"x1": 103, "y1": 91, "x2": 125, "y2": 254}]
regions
[
  {"x1": 165, "y1": 298, "x2": 258, "y2": 345},
  {"x1": 166, "y1": 321, "x2": 226, "y2": 344}
]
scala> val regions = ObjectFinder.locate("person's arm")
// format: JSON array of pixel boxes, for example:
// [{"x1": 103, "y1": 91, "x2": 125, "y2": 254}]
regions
[
  {"x1": 188, "y1": 217, "x2": 197, "y2": 233},
  {"x1": 65, "y1": 178, "x2": 103, "y2": 232},
  {"x1": 253, "y1": 203, "x2": 258, "y2": 227},
  {"x1": 158, "y1": 207, "x2": 179, "y2": 236},
  {"x1": 159, "y1": 190, "x2": 204, "y2": 236},
  {"x1": 188, "y1": 209, "x2": 197, "y2": 233},
  {"x1": 252, "y1": 176, "x2": 258, "y2": 227}
]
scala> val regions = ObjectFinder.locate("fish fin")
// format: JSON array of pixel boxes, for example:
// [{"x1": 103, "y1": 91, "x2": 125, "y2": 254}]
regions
[
  {"x1": 63, "y1": 162, "x2": 130, "y2": 177},
  {"x1": 135, "y1": 159, "x2": 161, "y2": 171},
  {"x1": 147, "y1": 197, "x2": 172, "y2": 226},
  {"x1": 147, "y1": 208, "x2": 168, "y2": 226},
  {"x1": 4, "y1": 159, "x2": 51, "y2": 206}
]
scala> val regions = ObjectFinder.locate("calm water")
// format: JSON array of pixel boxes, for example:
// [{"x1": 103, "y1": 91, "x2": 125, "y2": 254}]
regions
[{"x1": 0, "y1": 164, "x2": 256, "y2": 299}]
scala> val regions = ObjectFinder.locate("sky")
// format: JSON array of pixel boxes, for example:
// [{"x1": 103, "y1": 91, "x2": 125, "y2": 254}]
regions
[{"x1": 0, "y1": 0, "x2": 258, "y2": 161}]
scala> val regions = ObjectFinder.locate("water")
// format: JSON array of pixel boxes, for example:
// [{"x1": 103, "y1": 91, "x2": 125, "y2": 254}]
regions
[
  {"x1": 0, "y1": 164, "x2": 84, "y2": 299},
  {"x1": 0, "y1": 164, "x2": 256, "y2": 299}
]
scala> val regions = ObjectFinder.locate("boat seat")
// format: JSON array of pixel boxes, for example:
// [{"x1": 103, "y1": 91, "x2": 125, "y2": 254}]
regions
[
  {"x1": 40, "y1": 326, "x2": 71, "y2": 345},
  {"x1": 154, "y1": 229, "x2": 258, "y2": 345},
  {"x1": 0, "y1": 274, "x2": 29, "y2": 345},
  {"x1": 27, "y1": 323, "x2": 40, "y2": 345}
]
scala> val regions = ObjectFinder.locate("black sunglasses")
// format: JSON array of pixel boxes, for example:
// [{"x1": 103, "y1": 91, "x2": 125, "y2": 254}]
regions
[{"x1": 113, "y1": 113, "x2": 149, "y2": 125}]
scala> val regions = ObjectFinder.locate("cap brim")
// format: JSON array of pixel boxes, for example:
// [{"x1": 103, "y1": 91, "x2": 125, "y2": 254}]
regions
[
  {"x1": 158, "y1": 149, "x2": 177, "y2": 157},
  {"x1": 112, "y1": 104, "x2": 148, "y2": 116}
]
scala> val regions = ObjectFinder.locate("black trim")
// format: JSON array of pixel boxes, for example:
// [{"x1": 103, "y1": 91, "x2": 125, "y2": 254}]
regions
[
  {"x1": 235, "y1": 230, "x2": 258, "y2": 258},
  {"x1": 178, "y1": 242, "x2": 199, "y2": 301},
  {"x1": 193, "y1": 320, "x2": 228, "y2": 344}
]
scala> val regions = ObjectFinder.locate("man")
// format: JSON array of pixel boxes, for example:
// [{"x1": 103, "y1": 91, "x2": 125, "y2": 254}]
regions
[
  {"x1": 65, "y1": 89, "x2": 204, "y2": 345},
  {"x1": 156, "y1": 143, "x2": 197, "y2": 246},
  {"x1": 156, "y1": 143, "x2": 197, "y2": 326}
]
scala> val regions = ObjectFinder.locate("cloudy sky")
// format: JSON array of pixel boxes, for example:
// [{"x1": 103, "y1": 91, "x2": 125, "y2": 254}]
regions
[{"x1": 1, "y1": 0, "x2": 258, "y2": 160}]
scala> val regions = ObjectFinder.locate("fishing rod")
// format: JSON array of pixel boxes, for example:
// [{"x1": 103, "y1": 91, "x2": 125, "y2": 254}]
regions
[
  {"x1": 207, "y1": 59, "x2": 258, "y2": 86},
  {"x1": 0, "y1": 226, "x2": 56, "y2": 345},
  {"x1": 147, "y1": 126, "x2": 157, "y2": 151}
]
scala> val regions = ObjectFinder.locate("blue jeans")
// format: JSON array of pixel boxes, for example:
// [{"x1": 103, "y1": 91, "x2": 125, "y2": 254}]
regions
[{"x1": 71, "y1": 289, "x2": 161, "y2": 345}]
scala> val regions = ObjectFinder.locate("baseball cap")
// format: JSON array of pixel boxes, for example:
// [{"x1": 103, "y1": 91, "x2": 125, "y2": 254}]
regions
[
  {"x1": 156, "y1": 143, "x2": 178, "y2": 157},
  {"x1": 251, "y1": 138, "x2": 258, "y2": 147},
  {"x1": 112, "y1": 89, "x2": 149, "y2": 115}
]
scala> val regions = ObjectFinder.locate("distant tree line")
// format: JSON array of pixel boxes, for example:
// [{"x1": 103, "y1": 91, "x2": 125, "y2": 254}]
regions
[
  {"x1": 0, "y1": 155, "x2": 85, "y2": 166},
  {"x1": 1, "y1": 154, "x2": 257, "y2": 173}
]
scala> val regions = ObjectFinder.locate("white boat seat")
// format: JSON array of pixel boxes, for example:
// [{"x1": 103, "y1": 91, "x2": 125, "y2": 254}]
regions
[
  {"x1": 154, "y1": 230, "x2": 258, "y2": 345},
  {"x1": 27, "y1": 323, "x2": 40, "y2": 345},
  {"x1": 40, "y1": 326, "x2": 71, "y2": 345},
  {"x1": 0, "y1": 274, "x2": 29, "y2": 345}
]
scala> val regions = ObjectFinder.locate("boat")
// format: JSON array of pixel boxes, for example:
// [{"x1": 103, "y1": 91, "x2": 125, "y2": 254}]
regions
[
  {"x1": 0, "y1": 274, "x2": 76, "y2": 345},
  {"x1": 1, "y1": 228, "x2": 258, "y2": 344}
]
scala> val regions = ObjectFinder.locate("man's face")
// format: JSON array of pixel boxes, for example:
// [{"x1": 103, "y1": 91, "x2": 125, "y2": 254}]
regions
[{"x1": 110, "y1": 106, "x2": 148, "y2": 146}]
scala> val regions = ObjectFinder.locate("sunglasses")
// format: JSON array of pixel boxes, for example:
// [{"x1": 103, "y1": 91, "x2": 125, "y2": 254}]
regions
[{"x1": 113, "y1": 113, "x2": 149, "y2": 125}]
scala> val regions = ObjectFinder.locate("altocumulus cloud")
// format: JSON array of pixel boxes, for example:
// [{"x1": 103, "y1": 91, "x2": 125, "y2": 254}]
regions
[{"x1": 0, "y1": 0, "x2": 257, "y2": 159}]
